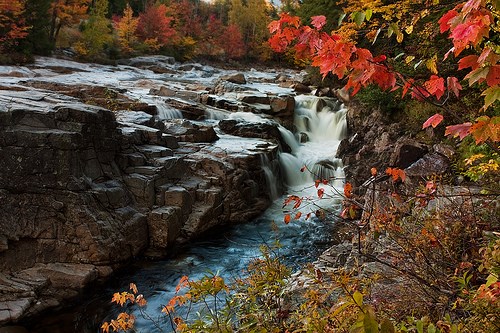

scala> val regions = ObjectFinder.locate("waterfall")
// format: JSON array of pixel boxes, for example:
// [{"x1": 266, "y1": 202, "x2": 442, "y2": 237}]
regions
[
  {"x1": 156, "y1": 102, "x2": 183, "y2": 119},
  {"x1": 280, "y1": 95, "x2": 347, "y2": 191},
  {"x1": 260, "y1": 154, "x2": 279, "y2": 201}
]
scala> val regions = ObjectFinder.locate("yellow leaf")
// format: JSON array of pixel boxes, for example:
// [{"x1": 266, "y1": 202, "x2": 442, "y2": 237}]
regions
[
  {"x1": 426, "y1": 55, "x2": 438, "y2": 74},
  {"x1": 405, "y1": 55, "x2": 415, "y2": 63},
  {"x1": 405, "y1": 24, "x2": 414, "y2": 34},
  {"x1": 397, "y1": 32, "x2": 404, "y2": 43}
]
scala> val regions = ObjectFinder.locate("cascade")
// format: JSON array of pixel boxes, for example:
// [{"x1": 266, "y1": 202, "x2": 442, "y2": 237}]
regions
[
  {"x1": 155, "y1": 101, "x2": 183, "y2": 119},
  {"x1": 279, "y1": 95, "x2": 347, "y2": 191}
]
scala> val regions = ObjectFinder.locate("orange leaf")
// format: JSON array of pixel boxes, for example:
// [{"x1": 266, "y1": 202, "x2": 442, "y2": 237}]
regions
[
  {"x1": 101, "y1": 322, "x2": 110, "y2": 333},
  {"x1": 344, "y1": 182, "x2": 353, "y2": 198},
  {"x1": 422, "y1": 113, "x2": 444, "y2": 129},
  {"x1": 294, "y1": 211, "x2": 302, "y2": 220},
  {"x1": 317, "y1": 188, "x2": 325, "y2": 198},
  {"x1": 386, "y1": 168, "x2": 406, "y2": 182},
  {"x1": 424, "y1": 75, "x2": 445, "y2": 100},
  {"x1": 284, "y1": 214, "x2": 291, "y2": 224},
  {"x1": 458, "y1": 55, "x2": 479, "y2": 70},
  {"x1": 314, "y1": 179, "x2": 320, "y2": 188},
  {"x1": 370, "y1": 167, "x2": 377, "y2": 176},
  {"x1": 486, "y1": 65, "x2": 500, "y2": 87},
  {"x1": 129, "y1": 283, "x2": 138, "y2": 294},
  {"x1": 305, "y1": 212, "x2": 311, "y2": 220},
  {"x1": 471, "y1": 116, "x2": 500, "y2": 143},
  {"x1": 176, "y1": 276, "x2": 189, "y2": 293}
]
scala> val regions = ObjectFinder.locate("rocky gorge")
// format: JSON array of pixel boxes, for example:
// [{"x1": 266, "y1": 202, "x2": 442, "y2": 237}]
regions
[
  {"x1": 0, "y1": 56, "x2": 306, "y2": 326},
  {"x1": 0, "y1": 55, "x2": 465, "y2": 331}
]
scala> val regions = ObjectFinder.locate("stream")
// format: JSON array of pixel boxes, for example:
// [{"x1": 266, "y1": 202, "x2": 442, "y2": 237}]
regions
[
  {"x1": 27, "y1": 94, "x2": 347, "y2": 333},
  {"x1": 1, "y1": 58, "x2": 347, "y2": 332}
]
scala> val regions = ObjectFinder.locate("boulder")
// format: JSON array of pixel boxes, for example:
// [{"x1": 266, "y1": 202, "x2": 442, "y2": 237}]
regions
[
  {"x1": 222, "y1": 73, "x2": 246, "y2": 84},
  {"x1": 219, "y1": 119, "x2": 291, "y2": 153}
]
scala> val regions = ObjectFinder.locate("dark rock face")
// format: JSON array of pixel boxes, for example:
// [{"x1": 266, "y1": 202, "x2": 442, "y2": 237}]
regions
[
  {"x1": 0, "y1": 76, "x2": 279, "y2": 325},
  {"x1": 219, "y1": 119, "x2": 291, "y2": 153}
]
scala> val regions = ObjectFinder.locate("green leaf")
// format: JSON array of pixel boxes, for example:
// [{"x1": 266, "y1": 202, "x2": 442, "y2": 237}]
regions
[
  {"x1": 363, "y1": 307, "x2": 379, "y2": 333},
  {"x1": 482, "y1": 85, "x2": 500, "y2": 110},
  {"x1": 465, "y1": 67, "x2": 489, "y2": 86},
  {"x1": 416, "y1": 320, "x2": 424, "y2": 333},
  {"x1": 352, "y1": 11, "x2": 366, "y2": 26},
  {"x1": 485, "y1": 273, "x2": 498, "y2": 287},
  {"x1": 387, "y1": 25, "x2": 394, "y2": 38},
  {"x1": 365, "y1": 9, "x2": 373, "y2": 21},
  {"x1": 353, "y1": 291, "x2": 363, "y2": 306},
  {"x1": 427, "y1": 323, "x2": 436, "y2": 333}
]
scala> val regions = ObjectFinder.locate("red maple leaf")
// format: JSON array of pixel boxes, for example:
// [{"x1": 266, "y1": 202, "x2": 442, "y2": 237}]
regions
[
  {"x1": 447, "y1": 76, "x2": 463, "y2": 98},
  {"x1": 424, "y1": 75, "x2": 445, "y2": 100},
  {"x1": 486, "y1": 65, "x2": 500, "y2": 86},
  {"x1": 445, "y1": 123, "x2": 472, "y2": 140},
  {"x1": 311, "y1": 15, "x2": 326, "y2": 30},
  {"x1": 438, "y1": 9, "x2": 459, "y2": 33},
  {"x1": 471, "y1": 116, "x2": 500, "y2": 143},
  {"x1": 423, "y1": 113, "x2": 444, "y2": 129},
  {"x1": 458, "y1": 55, "x2": 479, "y2": 70}
]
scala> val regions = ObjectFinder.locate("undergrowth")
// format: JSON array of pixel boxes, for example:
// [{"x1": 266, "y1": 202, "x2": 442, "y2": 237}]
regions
[{"x1": 102, "y1": 167, "x2": 499, "y2": 333}]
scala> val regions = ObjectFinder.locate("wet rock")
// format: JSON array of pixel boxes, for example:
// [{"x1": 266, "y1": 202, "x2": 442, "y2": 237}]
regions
[
  {"x1": 405, "y1": 152, "x2": 450, "y2": 177},
  {"x1": 163, "y1": 119, "x2": 218, "y2": 143},
  {"x1": 0, "y1": 57, "x2": 282, "y2": 325},
  {"x1": 293, "y1": 83, "x2": 311, "y2": 94},
  {"x1": 219, "y1": 119, "x2": 291, "y2": 153},
  {"x1": 390, "y1": 139, "x2": 428, "y2": 169},
  {"x1": 117, "y1": 55, "x2": 176, "y2": 67},
  {"x1": 147, "y1": 207, "x2": 182, "y2": 250},
  {"x1": 269, "y1": 95, "x2": 295, "y2": 117},
  {"x1": 222, "y1": 73, "x2": 246, "y2": 84}
]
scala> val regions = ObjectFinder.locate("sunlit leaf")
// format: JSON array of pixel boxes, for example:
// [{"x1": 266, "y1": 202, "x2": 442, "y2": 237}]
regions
[
  {"x1": 471, "y1": 116, "x2": 500, "y2": 143},
  {"x1": 405, "y1": 55, "x2": 415, "y2": 64},
  {"x1": 365, "y1": 9, "x2": 373, "y2": 21},
  {"x1": 426, "y1": 55, "x2": 438, "y2": 74},
  {"x1": 445, "y1": 123, "x2": 472, "y2": 140},
  {"x1": 353, "y1": 291, "x2": 363, "y2": 306},
  {"x1": 482, "y1": 86, "x2": 500, "y2": 110}
]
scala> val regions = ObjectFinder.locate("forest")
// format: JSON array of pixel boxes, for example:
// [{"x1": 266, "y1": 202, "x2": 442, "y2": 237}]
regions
[{"x1": 1, "y1": 0, "x2": 499, "y2": 332}]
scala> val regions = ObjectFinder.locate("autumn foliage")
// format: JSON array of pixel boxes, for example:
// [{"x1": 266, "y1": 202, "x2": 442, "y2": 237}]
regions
[
  {"x1": 268, "y1": 0, "x2": 499, "y2": 145},
  {"x1": 0, "y1": 0, "x2": 30, "y2": 52}
]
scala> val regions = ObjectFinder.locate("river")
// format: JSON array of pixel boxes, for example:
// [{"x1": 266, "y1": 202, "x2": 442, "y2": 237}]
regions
[
  {"x1": 24, "y1": 92, "x2": 347, "y2": 333},
  {"x1": 0, "y1": 58, "x2": 347, "y2": 332}
]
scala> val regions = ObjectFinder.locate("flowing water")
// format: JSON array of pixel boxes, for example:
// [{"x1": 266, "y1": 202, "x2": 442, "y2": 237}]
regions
[{"x1": 28, "y1": 95, "x2": 347, "y2": 333}]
